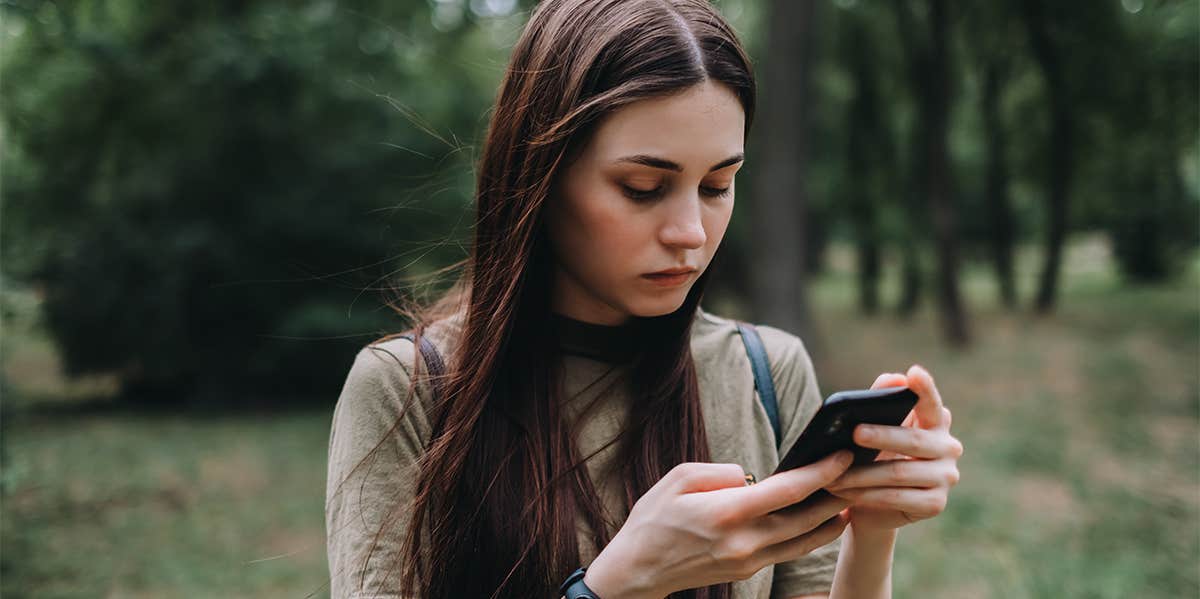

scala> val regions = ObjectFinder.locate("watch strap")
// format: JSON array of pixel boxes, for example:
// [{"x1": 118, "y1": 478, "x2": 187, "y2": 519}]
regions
[{"x1": 559, "y1": 567, "x2": 601, "y2": 599}]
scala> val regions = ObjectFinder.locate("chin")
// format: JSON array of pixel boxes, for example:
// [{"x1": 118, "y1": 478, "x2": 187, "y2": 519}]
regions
[{"x1": 627, "y1": 293, "x2": 691, "y2": 318}]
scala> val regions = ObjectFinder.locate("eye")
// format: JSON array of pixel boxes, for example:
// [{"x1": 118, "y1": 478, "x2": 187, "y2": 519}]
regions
[
  {"x1": 700, "y1": 185, "x2": 732, "y2": 199},
  {"x1": 621, "y1": 184, "x2": 664, "y2": 202}
]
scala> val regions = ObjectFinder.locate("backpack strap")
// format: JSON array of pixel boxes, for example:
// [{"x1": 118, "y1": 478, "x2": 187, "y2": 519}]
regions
[
  {"x1": 735, "y1": 322, "x2": 782, "y2": 450},
  {"x1": 396, "y1": 333, "x2": 446, "y2": 402}
]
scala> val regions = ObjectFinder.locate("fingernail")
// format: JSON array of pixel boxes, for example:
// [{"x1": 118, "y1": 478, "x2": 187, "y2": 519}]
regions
[
  {"x1": 857, "y1": 425, "x2": 875, "y2": 439},
  {"x1": 836, "y1": 450, "x2": 854, "y2": 466}
]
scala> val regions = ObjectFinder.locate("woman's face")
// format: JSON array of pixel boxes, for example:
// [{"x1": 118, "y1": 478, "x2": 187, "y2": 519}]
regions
[{"x1": 545, "y1": 79, "x2": 745, "y2": 326}]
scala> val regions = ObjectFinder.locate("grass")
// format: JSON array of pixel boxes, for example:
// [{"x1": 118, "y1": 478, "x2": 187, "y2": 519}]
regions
[
  {"x1": 2, "y1": 234, "x2": 1197, "y2": 598},
  {"x1": 1, "y1": 408, "x2": 332, "y2": 598},
  {"x1": 808, "y1": 235, "x2": 1199, "y2": 598}
]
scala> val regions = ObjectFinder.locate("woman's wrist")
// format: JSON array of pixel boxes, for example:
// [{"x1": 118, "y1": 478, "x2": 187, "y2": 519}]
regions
[
  {"x1": 581, "y1": 535, "x2": 663, "y2": 599},
  {"x1": 848, "y1": 523, "x2": 898, "y2": 546},
  {"x1": 830, "y1": 524, "x2": 897, "y2": 599}
]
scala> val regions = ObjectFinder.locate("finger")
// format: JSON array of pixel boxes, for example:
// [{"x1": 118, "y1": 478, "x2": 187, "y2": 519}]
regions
[
  {"x1": 877, "y1": 409, "x2": 917, "y2": 460},
  {"x1": 757, "y1": 509, "x2": 849, "y2": 567},
  {"x1": 671, "y1": 462, "x2": 751, "y2": 493},
  {"x1": 830, "y1": 487, "x2": 948, "y2": 520},
  {"x1": 874, "y1": 410, "x2": 918, "y2": 462},
  {"x1": 722, "y1": 450, "x2": 854, "y2": 517},
  {"x1": 870, "y1": 372, "x2": 907, "y2": 390},
  {"x1": 826, "y1": 458, "x2": 959, "y2": 491},
  {"x1": 906, "y1": 364, "x2": 946, "y2": 430},
  {"x1": 852, "y1": 424, "x2": 963, "y2": 459},
  {"x1": 756, "y1": 491, "x2": 851, "y2": 547}
]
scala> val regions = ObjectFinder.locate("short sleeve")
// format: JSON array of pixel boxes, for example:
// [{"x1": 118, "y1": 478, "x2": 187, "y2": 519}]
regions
[
  {"x1": 325, "y1": 341, "x2": 433, "y2": 599},
  {"x1": 755, "y1": 325, "x2": 842, "y2": 598}
]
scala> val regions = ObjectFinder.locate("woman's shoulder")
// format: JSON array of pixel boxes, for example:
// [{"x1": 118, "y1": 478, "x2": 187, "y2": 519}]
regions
[
  {"x1": 339, "y1": 310, "x2": 464, "y2": 414},
  {"x1": 358, "y1": 309, "x2": 464, "y2": 371},
  {"x1": 329, "y1": 314, "x2": 465, "y2": 465},
  {"x1": 691, "y1": 307, "x2": 815, "y2": 375},
  {"x1": 693, "y1": 307, "x2": 825, "y2": 459}
]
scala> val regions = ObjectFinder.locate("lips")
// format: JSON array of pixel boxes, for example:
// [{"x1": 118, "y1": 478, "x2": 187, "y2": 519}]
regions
[
  {"x1": 644, "y1": 267, "x2": 697, "y2": 277},
  {"x1": 640, "y1": 267, "x2": 697, "y2": 288}
]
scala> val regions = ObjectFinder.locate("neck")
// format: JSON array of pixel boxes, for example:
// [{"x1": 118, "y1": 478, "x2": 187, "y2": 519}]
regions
[
  {"x1": 549, "y1": 265, "x2": 631, "y2": 326},
  {"x1": 552, "y1": 311, "x2": 639, "y2": 363}
]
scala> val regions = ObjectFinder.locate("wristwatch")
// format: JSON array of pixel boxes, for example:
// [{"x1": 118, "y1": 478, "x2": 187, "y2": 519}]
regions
[{"x1": 558, "y1": 567, "x2": 602, "y2": 599}]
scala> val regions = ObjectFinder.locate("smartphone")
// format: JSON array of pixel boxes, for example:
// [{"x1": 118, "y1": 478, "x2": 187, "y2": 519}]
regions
[{"x1": 772, "y1": 386, "x2": 918, "y2": 476}]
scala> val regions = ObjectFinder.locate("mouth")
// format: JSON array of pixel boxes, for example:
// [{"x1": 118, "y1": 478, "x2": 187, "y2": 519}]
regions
[{"x1": 640, "y1": 267, "x2": 697, "y2": 287}]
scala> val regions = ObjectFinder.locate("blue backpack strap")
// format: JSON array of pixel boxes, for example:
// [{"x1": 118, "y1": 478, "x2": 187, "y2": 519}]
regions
[
  {"x1": 735, "y1": 322, "x2": 782, "y2": 450},
  {"x1": 396, "y1": 332, "x2": 446, "y2": 402}
]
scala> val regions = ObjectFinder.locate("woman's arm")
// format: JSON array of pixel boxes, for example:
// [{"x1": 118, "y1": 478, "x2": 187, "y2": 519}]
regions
[
  {"x1": 326, "y1": 343, "x2": 433, "y2": 599},
  {"x1": 827, "y1": 527, "x2": 896, "y2": 599}
]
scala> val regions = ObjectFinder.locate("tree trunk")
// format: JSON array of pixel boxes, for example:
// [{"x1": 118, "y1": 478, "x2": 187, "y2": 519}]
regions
[
  {"x1": 893, "y1": 0, "x2": 968, "y2": 342},
  {"x1": 1022, "y1": 0, "x2": 1073, "y2": 313},
  {"x1": 981, "y1": 60, "x2": 1017, "y2": 308},
  {"x1": 892, "y1": 1, "x2": 924, "y2": 319},
  {"x1": 845, "y1": 17, "x2": 881, "y2": 315},
  {"x1": 896, "y1": 246, "x2": 921, "y2": 316},
  {"x1": 750, "y1": 0, "x2": 820, "y2": 345},
  {"x1": 924, "y1": 0, "x2": 969, "y2": 345}
]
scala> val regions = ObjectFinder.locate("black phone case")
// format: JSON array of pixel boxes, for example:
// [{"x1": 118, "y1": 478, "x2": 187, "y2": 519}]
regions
[{"x1": 772, "y1": 387, "x2": 918, "y2": 475}]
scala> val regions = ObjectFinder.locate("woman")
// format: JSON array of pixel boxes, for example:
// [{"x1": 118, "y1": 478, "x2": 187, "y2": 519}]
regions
[{"x1": 324, "y1": 1, "x2": 963, "y2": 598}]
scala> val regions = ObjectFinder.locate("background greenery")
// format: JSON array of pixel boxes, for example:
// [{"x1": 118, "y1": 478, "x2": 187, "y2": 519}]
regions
[{"x1": 2, "y1": 0, "x2": 1197, "y2": 597}]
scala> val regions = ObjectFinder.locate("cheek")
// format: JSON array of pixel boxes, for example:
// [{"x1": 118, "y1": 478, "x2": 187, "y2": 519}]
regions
[
  {"x1": 552, "y1": 189, "x2": 643, "y2": 272},
  {"x1": 577, "y1": 199, "x2": 627, "y2": 239},
  {"x1": 567, "y1": 178, "x2": 639, "y2": 242}
]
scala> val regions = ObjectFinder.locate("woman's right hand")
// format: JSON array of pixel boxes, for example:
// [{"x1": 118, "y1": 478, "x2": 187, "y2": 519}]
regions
[{"x1": 582, "y1": 450, "x2": 855, "y2": 599}]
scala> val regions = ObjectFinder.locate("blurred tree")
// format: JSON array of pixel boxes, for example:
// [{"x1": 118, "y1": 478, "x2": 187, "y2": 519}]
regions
[
  {"x1": 2, "y1": 0, "x2": 1195, "y2": 401},
  {"x1": 1104, "y1": 1, "x2": 1200, "y2": 281},
  {"x1": 894, "y1": 0, "x2": 969, "y2": 345},
  {"x1": 0, "y1": 0, "x2": 510, "y2": 402},
  {"x1": 964, "y1": 0, "x2": 1020, "y2": 308},
  {"x1": 1021, "y1": 0, "x2": 1075, "y2": 313},
  {"x1": 890, "y1": 0, "x2": 926, "y2": 318},
  {"x1": 839, "y1": 10, "x2": 888, "y2": 315},
  {"x1": 749, "y1": 0, "x2": 821, "y2": 343},
  {"x1": 979, "y1": 52, "x2": 1017, "y2": 306}
]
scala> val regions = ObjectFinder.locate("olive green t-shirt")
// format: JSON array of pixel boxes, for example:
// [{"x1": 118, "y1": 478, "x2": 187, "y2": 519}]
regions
[{"x1": 325, "y1": 307, "x2": 840, "y2": 599}]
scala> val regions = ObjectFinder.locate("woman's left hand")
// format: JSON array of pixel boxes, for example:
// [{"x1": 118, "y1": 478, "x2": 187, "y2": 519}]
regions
[{"x1": 824, "y1": 365, "x2": 963, "y2": 533}]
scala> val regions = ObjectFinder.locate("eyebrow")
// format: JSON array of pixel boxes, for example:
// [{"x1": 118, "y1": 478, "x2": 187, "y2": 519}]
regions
[{"x1": 614, "y1": 152, "x2": 745, "y2": 173}]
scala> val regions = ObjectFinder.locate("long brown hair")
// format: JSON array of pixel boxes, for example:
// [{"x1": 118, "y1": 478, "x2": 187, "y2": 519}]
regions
[{"x1": 355, "y1": 1, "x2": 756, "y2": 597}]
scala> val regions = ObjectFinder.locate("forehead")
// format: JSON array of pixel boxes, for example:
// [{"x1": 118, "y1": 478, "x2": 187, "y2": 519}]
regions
[{"x1": 583, "y1": 80, "x2": 746, "y2": 166}]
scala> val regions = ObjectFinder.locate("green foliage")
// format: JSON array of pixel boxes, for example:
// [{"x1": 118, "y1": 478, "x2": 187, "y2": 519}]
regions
[
  {"x1": 1083, "y1": 1, "x2": 1200, "y2": 281},
  {"x1": 815, "y1": 0, "x2": 1199, "y2": 286},
  {"x1": 1, "y1": 0, "x2": 1197, "y2": 401},
  {"x1": 1, "y1": 1, "x2": 519, "y2": 400}
]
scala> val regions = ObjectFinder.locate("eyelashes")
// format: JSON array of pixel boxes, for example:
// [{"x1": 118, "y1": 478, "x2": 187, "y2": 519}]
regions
[
  {"x1": 620, "y1": 184, "x2": 732, "y2": 202},
  {"x1": 702, "y1": 186, "x2": 733, "y2": 199}
]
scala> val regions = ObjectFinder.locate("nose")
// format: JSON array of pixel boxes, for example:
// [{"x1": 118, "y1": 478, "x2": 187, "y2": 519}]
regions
[{"x1": 658, "y1": 194, "x2": 706, "y2": 250}]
